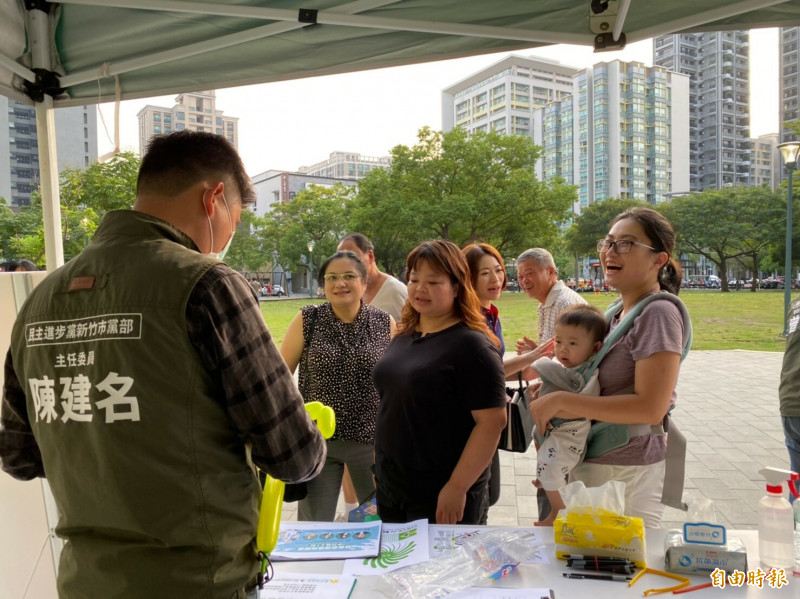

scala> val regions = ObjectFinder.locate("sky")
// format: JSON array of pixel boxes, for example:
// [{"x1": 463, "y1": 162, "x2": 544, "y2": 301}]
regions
[{"x1": 96, "y1": 29, "x2": 779, "y2": 177}]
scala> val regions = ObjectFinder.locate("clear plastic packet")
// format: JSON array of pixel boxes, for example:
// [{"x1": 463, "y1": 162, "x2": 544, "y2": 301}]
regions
[{"x1": 375, "y1": 529, "x2": 542, "y2": 599}]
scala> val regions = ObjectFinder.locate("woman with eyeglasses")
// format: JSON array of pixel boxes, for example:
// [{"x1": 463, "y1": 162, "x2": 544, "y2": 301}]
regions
[
  {"x1": 530, "y1": 207, "x2": 688, "y2": 527},
  {"x1": 373, "y1": 240, "x2": 507, "y2": 525},
  {"x1": 281, "y1": 250, "x2": 395, "y2": 521}
]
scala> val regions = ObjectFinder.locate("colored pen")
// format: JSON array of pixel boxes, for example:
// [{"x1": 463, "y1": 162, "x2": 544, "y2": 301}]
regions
[
  {"x1": 564, "y1": 553, "x2": 630, "y2": 561},
  {"x1": 563, "y1": 572, "x2": 632, "y2": 582},
  {"x1": 568, "y1": 558, "x2": 634, "y2": 565},
  {"x1": 567, "y1": 560, "x2": 635, "y2": 569},
  {"x1": 567, "y1": 564, "x2": 635, "y2": 574}
]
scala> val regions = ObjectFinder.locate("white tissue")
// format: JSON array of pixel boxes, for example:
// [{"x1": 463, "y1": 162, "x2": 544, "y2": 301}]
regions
[{"x1": 559, "y1": 480, "x2": 626, "y2": 514}]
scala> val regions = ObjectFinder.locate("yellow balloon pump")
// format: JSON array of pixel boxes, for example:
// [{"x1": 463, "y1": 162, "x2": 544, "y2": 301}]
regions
[{"x1": 256, "y1": 401, "x2": 335, "y2": 557}]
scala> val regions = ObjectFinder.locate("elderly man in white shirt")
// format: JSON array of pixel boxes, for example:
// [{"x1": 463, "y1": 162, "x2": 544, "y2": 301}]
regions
[
  {"x1": 514, "y1": 247, "x2": 586, "y2": 523},
  {"x1": 516, "y1": 248, "x2": 586, "y2": 353}
]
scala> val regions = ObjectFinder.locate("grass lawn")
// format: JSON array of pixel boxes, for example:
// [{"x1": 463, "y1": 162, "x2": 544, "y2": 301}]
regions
[{"x1": 260, "y1": 289, "x2": 797, "y2": 352}]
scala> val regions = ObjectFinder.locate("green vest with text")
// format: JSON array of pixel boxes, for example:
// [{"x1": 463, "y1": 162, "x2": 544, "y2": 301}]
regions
[
  {"x1": 11, "y1": 210, "x2": 260, "y2": 599},
  {"x1": 780, "y1": 296, "x2": 800, "y2": 417}
]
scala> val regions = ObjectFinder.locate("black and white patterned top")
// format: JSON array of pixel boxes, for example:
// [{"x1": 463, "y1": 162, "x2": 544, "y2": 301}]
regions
[{"x1": 298, "y1": 302, "x2": 392, "y2": 445}]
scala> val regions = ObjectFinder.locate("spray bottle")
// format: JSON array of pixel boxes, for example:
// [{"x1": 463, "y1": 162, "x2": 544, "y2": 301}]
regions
[{"x1": 758, "y1": 467, "x2": 798, "y2": 570}]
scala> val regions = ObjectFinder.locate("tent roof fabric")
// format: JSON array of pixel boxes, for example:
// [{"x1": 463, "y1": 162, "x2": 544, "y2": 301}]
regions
[{"x1": 2, "y1": 0, "x2": 800, "y2": 108}]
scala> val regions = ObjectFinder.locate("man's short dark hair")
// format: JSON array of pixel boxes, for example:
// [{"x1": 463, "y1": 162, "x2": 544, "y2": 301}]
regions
[
  {"x1": 137, "y1": 131, "x2": 255, "y2": 206},
  {"x1": 339, "y1": 233, "x2": 374, "y2": 253}
]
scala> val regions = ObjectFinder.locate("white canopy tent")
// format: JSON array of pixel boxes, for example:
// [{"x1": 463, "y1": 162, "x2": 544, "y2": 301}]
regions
[{"x1": 2, "y1": 1, "x2": 800, "y2": 597}]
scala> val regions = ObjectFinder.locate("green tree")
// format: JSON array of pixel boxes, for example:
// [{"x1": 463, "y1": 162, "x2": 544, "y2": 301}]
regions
[
  {"x1": 225, "y1": 209, "x2": 271, "y2": 272},
  {"x1": 60, "y1": 151, "x2": 140, "y2": 214},
  {"x1": 1, "y1": 152, "x2": 141, "y2": 267},
  {"x1": 563, "y1": 197, "x2": 647, "y2": 283},
  {"x1": 660, "y1": 188, "x2": 783, "y2": 292},
  {"x1": 349, "y1": 127, "x2": 575, "y2": 271},
  {"x1": 768, "y1": 173, "x2": 800, "y2": 281},
  {"x1": 726, "y1": 187, "x2": 786, "y2": 291},
  {"x1": 265, "y1": 183, "x2": 355, "y2": 287},
  {"x1": 346, "y1": 167, "x2": 417, "y2": 276}
]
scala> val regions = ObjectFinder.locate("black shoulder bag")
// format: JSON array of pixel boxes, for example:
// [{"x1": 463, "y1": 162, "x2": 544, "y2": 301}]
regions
[{"x1": 498, "y1": 373, "x2": 534, "y2": 453}]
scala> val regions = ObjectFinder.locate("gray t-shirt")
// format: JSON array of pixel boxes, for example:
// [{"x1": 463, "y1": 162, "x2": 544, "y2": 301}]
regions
[{"x1": 587, "y1": 294, "x2": 684, "y2": 465}]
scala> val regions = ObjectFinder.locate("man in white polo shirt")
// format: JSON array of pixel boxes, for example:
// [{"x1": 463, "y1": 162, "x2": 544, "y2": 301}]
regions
[
  {"x1": 337, "y1": 233, "x2": 407, "y2": 321},
  {"x1": 515, "y1": 247, "x2": 586, "y2": 522}
]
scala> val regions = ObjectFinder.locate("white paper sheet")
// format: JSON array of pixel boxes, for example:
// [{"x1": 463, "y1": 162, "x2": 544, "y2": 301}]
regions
[
  {"x1": 259, "y1": 572, "x2": 357, "y2": 598},
  {"x1": 448, "y1": 587, "x2": 554, "y2": 598},
  {"x1": 428, "y1": 526, "x2": 550, "y2": 565},
  {"x1": 271, "y1": 521, "x2": 382, "y2": 561},
  {"x1": 341, "y1": 518, "x2": 430, "y2": 576}
]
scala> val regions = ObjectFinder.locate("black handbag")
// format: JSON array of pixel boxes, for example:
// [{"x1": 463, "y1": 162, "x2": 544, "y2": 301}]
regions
[{"x1": 498, "y1": 373, "x2": 534, "y2": 453}]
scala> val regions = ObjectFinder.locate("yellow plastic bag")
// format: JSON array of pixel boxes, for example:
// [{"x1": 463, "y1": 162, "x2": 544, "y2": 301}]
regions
[{"x1": 553, "y1": 480, "x2": 646, "y2": 568}]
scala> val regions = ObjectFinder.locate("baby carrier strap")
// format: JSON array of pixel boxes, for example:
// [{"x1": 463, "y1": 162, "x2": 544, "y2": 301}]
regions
[
  {"x1": 579, "y1": 292, "x2": 692, "y2": 511},
  {"x1": 577, "y1": 292, "x2": 692, "y2": 382}
]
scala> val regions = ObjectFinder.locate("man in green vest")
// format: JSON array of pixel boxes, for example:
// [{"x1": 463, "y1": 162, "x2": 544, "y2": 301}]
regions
[
  {"x1": 780, "y1": 296, "x2": 800, "y2": 494},
  {"x1": 0, "y1": 131, "x2": 327, "y2": 598}
]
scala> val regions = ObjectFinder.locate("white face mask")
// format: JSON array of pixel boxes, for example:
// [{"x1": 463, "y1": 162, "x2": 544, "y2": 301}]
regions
[{"x1": 205, "y1": 192, "x2": 235, "y2": 260}]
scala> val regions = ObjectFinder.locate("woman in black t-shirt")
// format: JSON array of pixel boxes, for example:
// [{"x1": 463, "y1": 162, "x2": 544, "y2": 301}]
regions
[{"x1": 373, "y1": 240, "x2": 507, "y2": 525}]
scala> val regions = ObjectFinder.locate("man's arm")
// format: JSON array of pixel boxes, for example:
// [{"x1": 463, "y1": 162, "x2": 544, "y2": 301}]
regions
[
  {"x1": 187, "y1": 265, "x2": 326, "y2": 483},
  {"x1": 0, "y1": 349, "x2": 44, "y2": 480}
]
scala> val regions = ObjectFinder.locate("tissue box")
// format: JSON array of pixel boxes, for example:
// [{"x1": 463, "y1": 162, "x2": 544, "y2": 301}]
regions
[
  {"x1": 664, "y1": 530, "x2": 748, "y2": 575},
  {"x1": 554, "y1": 511, "x2": 647, "y2": 568}
]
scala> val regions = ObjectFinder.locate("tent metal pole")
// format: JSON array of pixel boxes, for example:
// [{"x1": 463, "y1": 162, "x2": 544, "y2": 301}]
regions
[
  {"x1": 0, "y1": 51, "x2": 36, "y2": 82},
  {"x1": 61, "y1": 21, "x2": 302, "y2": 88},
  {"x1": 63, "y1": 0, "x2": 488, "y2": 89},
  {"x1": 28, "y1": 8, "x2": 65, "y2": 272},
  {"x1": 26, "y1": 3, "x2": 66, "y2": 583},
  {"x1": 58, "y1": 0, "x2": 590, "y2": 44},
  {"x1": 629, "y1": 0, "x2": 788, "y2": 43},
  {"x1": 35, "y1": 97, "x2": 65, "y2": 272},
  {"x1": 59, "y1": 0, "x2": 399, "y2": 20},
  {"x1": 613, "y1": 0, "x2": 632, "y2": 42},
  {"x1": 60, "y1": 0, "x2": 401, "y2": 87}
]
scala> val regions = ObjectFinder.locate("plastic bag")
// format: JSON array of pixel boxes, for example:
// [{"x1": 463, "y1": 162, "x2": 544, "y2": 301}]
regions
[
  {"x1": 376, "y1": 529, "x2": 541, "y2": 599},
  {"x1": 554, "y1": 480, "x2": 646, "y2": 567}
]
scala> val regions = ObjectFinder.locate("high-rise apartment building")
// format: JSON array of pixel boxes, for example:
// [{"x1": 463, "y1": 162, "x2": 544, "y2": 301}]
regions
[
  {"x1": 137, "y1": 90, "x2": 238, "y2": 153},
  {"x1": 298, "y1": 151, "x2": 391, "y2": 180},
  {"x1": 0, "y1": 99, "x2": 98, "y2": 206},
  {"x1": 540, "y1": 61, "x2": 690, "y2": 209},
  {"x1": 750, "y1": 133, "x2": 780, "y2": 190},
  {"x1": 442, "y1": 55, "x2": 577, "y2": 138},
  {"x1": 654, "y1": 31, "x2": 751, "y2": 191},
  {"x1": 780, "y1": 27, "x2": 800, "y2": 142},
  {"x1": 442, "y1": 56, "x2": 690, "y2": 211}
]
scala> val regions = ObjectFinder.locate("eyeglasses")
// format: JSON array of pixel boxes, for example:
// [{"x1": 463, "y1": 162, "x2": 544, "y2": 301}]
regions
[
  {"x1": 596, "y1": 239, "x2": 657, "y2": 254},
  {"x1": 323, "y1": 272, "x2": 361, "y2": 283}
]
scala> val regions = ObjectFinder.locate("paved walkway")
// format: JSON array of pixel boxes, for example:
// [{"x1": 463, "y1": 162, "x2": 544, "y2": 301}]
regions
[{"x1": 282, "y1": 350, "x2": 788, "y2": 530}]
